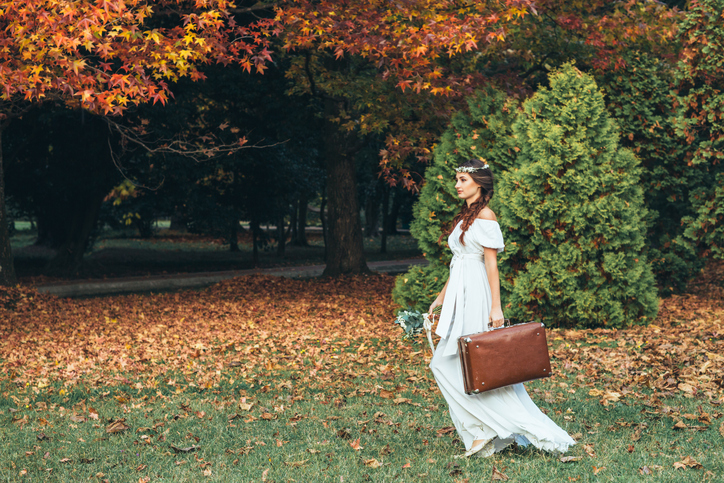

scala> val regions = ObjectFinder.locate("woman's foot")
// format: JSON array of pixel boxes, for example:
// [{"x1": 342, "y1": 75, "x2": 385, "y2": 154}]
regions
[{"x1": 464, "y1": 439, "x2": 487, "y2": 458}]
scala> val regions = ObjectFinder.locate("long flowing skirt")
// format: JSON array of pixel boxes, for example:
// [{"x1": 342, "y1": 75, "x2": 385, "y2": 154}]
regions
[{"x1": 430, "y1": 336, "x2": 576, "y2": 457}]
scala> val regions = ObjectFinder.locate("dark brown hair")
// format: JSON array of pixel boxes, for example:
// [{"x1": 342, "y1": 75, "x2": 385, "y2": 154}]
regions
[{"x1": 441, "y1": 159, "x2": 495, "y2": 246}]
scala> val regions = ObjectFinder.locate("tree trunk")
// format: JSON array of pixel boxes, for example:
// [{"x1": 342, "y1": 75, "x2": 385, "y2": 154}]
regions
[
  {"x1": 322, "y1": 99, "x2": 368, "y2": 276},
  {"x1": 290, "y1": 199, "x2": 298, "y2": 245},
  {"x1": 251, "y1": 219, "x2": 260, "y2": 267},
  {"x1": 364, "y1": 180, "x2": 383, "y2": 238},
  {"x1": 381, "y1": 184, "x2": 389, "y2": 254},
  {"x1": 229, "y1": 218, "x2": 239, "y2": 252},
  {"x1": 45, "y1": 188, "x2": 107, "y2": 274},
  {"x1": 169, "y1": 212, "x2": 187, "y2": 232},
  {"x1": 320, "y1": 191, "x2": 327, "y2": 260},
  {"x1": 0, "y1": 126, "x2": 17, "y2": 285},
  {"x1": 387, "y1": 187, "x2": 402, "y2": 235},
  {"x1": 276, "y1": 212, "x2": 286, "y2": 257},
  {"x1": 44, "y1": 114, "x2": 117, "y2": 275},
  {"x1": 293, "y1": 193, "x2": 309, "y2": 246}
]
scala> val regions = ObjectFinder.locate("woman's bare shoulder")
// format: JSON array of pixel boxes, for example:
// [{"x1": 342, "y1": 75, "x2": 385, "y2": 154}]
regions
[{"x1": 477, "y1": 207, "x2": 497, "y2": 221}]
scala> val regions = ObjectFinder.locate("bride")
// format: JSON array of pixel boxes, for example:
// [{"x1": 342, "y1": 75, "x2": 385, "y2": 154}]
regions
[{"x1": 428, "y1": 158, "x2": 575, "y2": 458}]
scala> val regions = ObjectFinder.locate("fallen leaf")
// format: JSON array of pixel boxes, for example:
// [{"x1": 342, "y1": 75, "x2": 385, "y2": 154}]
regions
[
  {"x1": 59, "y1": 458, "x2": 72, "y2": 463},
  {"x1": 106, "y1": 419, "x2": 130, "y2": 434},
  {"x1": 492, "y1": 466, "x2": 509, "y2": 480},
  {"x1": 284, "y1": 459, "x2": 308, "y2": 467},
  {"x1": 639, "y1": 466, "x2": 652, "y2": 475},
  {"x1": 402, "y1": 462, "x2": 411, "y2": 468},
  {"x1": 560, "y1": 456, "x2": 583, "y2": 463},
  {"x1": 592, "y1": 466, "x2": 606, "y2": 475},
  {"x1": 674, "y1": 456, "x2": 703, "y2": 469},
  {"x1": 170, "y1": 445, "x2": 199, "y2": 453},
  {"x1": 364, "y1": 458, "x2": 382, "y2": 468},
  {"x1": 70, "y1": 413, "x2": 87, "y2": 423},
  {"x1": 673, "y1": 421, "x2": 688, "y2": 430},
  {"x1": 349, "y1": 438, "x2": 363, "y2": 451}
]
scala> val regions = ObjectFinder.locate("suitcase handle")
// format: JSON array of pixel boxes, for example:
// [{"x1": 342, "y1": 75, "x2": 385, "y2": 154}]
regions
[{"x1": 488, "y1": 318, "x2": 511, "y2": 330}]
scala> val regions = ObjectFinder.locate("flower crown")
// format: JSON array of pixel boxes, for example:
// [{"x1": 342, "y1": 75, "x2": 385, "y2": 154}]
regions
[{"x1": 455, "y1": 163, "x2": 489, "y2": 173}]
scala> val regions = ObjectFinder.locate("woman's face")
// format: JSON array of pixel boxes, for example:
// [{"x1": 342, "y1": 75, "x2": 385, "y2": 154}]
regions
[{"x1": 455, "y1": 173, "x2": 481, "y2": 202}]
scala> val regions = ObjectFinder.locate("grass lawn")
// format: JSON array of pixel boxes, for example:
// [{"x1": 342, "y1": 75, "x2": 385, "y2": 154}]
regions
[{"x1": 1, "y1": 274, "x2": 723, "y2": 482}]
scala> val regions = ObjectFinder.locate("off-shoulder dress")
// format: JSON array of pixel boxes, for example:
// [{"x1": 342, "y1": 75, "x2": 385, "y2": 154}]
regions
[{"x1": 429, "y1": 219, "x2": 576, "y2": 457}]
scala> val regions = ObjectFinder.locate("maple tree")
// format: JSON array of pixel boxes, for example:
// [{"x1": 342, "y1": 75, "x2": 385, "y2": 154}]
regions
[
  {"x1": 0, "y1": 0, "x2": 274, "y2": 285},
  {"x1": 274, "y1": 0, "x2": 680, "y2": 275}
]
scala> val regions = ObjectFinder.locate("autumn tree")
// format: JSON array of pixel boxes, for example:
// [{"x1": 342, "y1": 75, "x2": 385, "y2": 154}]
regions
[
  {"x1": 273, "y1": 0, "x2": 680, "y2": 276},
  {"x1": 674, "y1": 0, "x2": 724, "y2": 260},
  {"x1": 0, "y1": 0, "x2": 273, "y2": 284}
]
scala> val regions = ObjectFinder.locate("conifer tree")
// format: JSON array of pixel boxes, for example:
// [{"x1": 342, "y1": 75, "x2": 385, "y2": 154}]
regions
[
  {"x1": 392, "y1": 88, "x2": 518, "y2": 311},
  {"x1": 674, "y1": 0, "x2": 724, "y2": 261},
  {"x1": 497, "y1": 63, "x2": 658, "y2": 329},
  {"x1": 599, "y1": 53, "x2": 704, "y2": 294}
]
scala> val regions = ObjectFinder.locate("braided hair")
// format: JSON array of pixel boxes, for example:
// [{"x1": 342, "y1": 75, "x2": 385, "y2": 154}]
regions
[{"x1": 442, "y1": 159, "x2": 494, "y2": 246}]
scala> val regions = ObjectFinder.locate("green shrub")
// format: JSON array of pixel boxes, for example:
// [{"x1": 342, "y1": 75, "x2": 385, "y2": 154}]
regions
[
  {"x1": 674, "y1": 0, "x2": 724, "y2": 261},
  {"x1": 598, "y1": 53, "x2": 704, "y2": 294},
  {"x1": 392, "y1": 87, "x2": 518, "y2": 310},
  {"x1": 497, "y1": 63, "x2": 658, "y2": 329}
]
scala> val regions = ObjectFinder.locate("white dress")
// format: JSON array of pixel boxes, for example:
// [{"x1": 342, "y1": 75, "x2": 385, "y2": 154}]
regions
[{"x1": 430, "y1": 219, "x2": 575, "y2": 457}]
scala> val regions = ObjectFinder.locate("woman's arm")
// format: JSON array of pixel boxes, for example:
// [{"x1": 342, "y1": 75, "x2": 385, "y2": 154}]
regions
[
  {"x1": 428, "y1": 277, "x2": 450, "y2": 314},
  {"x1": 484, "y1": 246, "x2": 505, "y2": 328}
]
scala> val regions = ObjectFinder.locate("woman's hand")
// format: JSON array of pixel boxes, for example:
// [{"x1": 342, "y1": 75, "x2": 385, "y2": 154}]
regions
[
  {"x1": 489, "y1": 307, "x2": 505, "y2": 328},
  {"x1": 428, "y1": 298, "x2": 442, "y2": 315}
]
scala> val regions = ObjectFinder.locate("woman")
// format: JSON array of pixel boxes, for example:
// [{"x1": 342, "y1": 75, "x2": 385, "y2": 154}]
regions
[{"x1": 428, "y1": 158, "x2": 575, "y2": 458}]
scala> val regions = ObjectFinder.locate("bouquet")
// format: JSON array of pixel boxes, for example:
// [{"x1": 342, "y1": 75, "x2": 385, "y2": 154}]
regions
[{"x1": 393, "y1": 306, "x2": 442, "y2": 354}]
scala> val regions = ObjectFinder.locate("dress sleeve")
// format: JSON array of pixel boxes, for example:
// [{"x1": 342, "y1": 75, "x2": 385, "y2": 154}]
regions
[{"x1": 474, "y1": 221, "x2": 505, "y2": 253}]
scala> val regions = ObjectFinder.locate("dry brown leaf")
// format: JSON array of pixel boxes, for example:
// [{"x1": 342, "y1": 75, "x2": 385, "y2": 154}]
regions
[
  {"x1": 106, "y1": 419, "x2": 130, "y2": 434},
  {"x1": 364, "y1": 458, "x2": 382, "y2": 468},
  {"x1": 491, "y1": 466, "x2": 509, "y2": 480},
  {"x1": 673, "y1": 456, "x2": 703, "y2": 469},
  {"x1": 349, "y1": 438, "x2": 363, "y2": 451},
  {"x1": 284, "y1": 459, "x2": 308, "y2": 467},
  {"x1": 560, "y1": 456, "x2": 583, "y2": 463},
  {"x1": 69, "y1": 413, "x2": 87, "y2": 423},
  {"x1": 170, "y1": 445, "x2": 199, "y2": 453}
]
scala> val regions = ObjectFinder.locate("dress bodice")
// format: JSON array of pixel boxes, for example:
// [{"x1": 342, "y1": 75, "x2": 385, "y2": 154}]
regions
[
  {"x1": 447, "y1": 219, "x2": 505, "y2": 257},
  {"x1": 435, "y1": 219, "x2": 506, "y2": 355}
]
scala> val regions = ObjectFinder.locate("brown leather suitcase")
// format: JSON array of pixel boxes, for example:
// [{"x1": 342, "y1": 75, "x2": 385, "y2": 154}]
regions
[{"x1": 457, "y1": 321, "x2": 553, "y2": 395}]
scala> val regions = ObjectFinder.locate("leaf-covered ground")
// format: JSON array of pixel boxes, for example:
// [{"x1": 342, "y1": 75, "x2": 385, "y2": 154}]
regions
[{"x1": 1, "y1": 272, "x2": 723, "y2": 481}]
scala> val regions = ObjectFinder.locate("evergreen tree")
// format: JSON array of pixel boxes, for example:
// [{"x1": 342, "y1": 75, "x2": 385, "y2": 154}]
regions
[
  {"x1": 497, "y1": 63, "x2": 658, "y2": 329},
  {"x1": 599, "y1": 53, "x2": 705, "y2": 294},
  {"x1": 392, "y1": 88, "x2": 518, "y2": 311},
  {"x1": 674, "y1": 0, "x2": 724, "y2": 261}
]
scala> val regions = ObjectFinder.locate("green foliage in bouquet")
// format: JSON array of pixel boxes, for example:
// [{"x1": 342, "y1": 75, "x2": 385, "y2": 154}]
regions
[
  {"x1": 497, "y1": 63, "x2": 658, "y2": 329},
  {"x1": 674, "y1": 0, "x2": 724, "y2": 261},
  {"x1": 392, "y1": 305, "x2": 441, "y2": 341},
  {"x1": 599, "y1": 53, "x2": 705, "y2": 294},
  {"x1": 392, "y1": 87, "x2": 519, "y2": 312}
]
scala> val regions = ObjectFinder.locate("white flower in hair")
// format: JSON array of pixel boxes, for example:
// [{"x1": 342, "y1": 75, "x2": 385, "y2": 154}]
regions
[{"x1": 455, "y1": 163, "x2": 489, "y2": 173}]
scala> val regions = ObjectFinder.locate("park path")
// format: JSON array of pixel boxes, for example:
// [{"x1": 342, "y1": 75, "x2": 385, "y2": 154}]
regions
[{"x1": 35, "y1": 258, "x2": 428, "y2": 298}]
